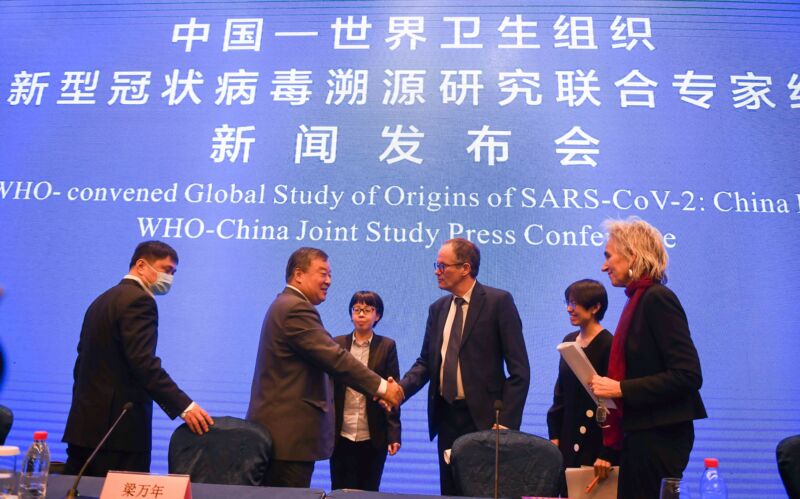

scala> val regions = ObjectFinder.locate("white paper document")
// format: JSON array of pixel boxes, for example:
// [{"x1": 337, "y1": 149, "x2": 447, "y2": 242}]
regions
[{"x1": 556, "y1": 342, "x2": 617, "y2": 410}]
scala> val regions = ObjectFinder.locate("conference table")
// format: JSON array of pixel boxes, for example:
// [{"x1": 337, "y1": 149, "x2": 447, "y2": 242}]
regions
[{"x1": 45, "y1": 476, "x2": 552, "y2": 499}]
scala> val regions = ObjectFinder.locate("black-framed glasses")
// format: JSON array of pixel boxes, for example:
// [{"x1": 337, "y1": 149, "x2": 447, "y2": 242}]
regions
[
  {"x1": 434, "y1": 261, "x2": 465, "y2": 272},
  {"x1": 352, "y1": 306, "x2": 375, "y2": 315}
]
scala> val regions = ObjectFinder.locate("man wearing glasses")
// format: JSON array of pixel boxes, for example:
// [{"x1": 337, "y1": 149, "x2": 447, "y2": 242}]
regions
[{"x1": 399, "y1": 238, "x2": 531, "y2": 495}]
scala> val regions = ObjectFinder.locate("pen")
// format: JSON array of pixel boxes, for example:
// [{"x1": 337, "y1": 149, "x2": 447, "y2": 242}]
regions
[{"x1": 585, "y1": 475, "x2": 601, "y2": 493}]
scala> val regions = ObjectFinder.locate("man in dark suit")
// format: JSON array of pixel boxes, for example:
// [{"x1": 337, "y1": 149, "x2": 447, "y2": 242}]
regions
[
  {"x1": 399, "y1": 238, "x2": 531, "y2": 495},
  {"x1": 63, "y1": 241, "x2": 213, "y2": 476},
  {"x1": 330, "y1": 291, "x2": 401, "y2": 491},
  {"x1": 247, "y1": 248, "x2": 404, "y2": 488}
]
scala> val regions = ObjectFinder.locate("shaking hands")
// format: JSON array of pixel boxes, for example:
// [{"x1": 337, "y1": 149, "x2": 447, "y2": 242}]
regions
[
  {"x1": 375, "y1": 376, "x2": 405, "y2": 412},
  {"x1": 382, "y1": 376, "x2": 405, "y2": 408}
]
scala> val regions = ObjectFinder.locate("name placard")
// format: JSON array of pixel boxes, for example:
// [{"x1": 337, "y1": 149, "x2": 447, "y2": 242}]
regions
[{"x1": 100, "y1": 471, "x2": 191, "y2": 499}]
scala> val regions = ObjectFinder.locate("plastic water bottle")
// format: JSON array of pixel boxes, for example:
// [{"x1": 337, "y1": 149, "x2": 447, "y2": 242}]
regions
[
  {"x1": 699, "y1": 457, "x2": 728, "y2": 499},
  {"x1": 19, "y1": 431, "x2": 50, "y2": 498}
]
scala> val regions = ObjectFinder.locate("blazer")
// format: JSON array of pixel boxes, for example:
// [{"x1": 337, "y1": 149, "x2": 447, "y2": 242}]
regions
[
  {"x1": 63, "y1": 278, "x2": 191, "y2": 452},
  {"x1": 333, "y1": 333, "x2": 401, "y2": 450},
  {"x1": 400, "y1": 281, "x2": 531, "y2": 439},
  {"x1": 620, "y1": 283, "x2": 707, "y2": 431},
  {"x1": 547, "y1": 329, "x2": 613, "y2": 467},
  {"x1": 246, "y1": 287, "x2": 383, "y2": 461}
]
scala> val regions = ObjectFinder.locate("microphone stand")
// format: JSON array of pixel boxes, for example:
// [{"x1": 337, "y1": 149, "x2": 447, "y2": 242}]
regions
[
  {"x1": 494, "y1": 400, "x2": 503, "y2": 499},
  {"x1": 66, "y1": 402, "x2": 133, "y2": 499}
]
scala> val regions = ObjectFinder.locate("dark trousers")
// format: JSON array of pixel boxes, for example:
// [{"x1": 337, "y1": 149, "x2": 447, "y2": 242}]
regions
[
  {"x1": 329, "y1": 436, "x2": 387, "y2": 491},
  {"x1": 64, "y1": 444, "x2": 150, "y2": 477},
  {"x1": 618, "y1": 421, "x2": 694, "y2": 499},
  {"x1": 436, "y1": 397, "x2": 478, "y2": 496},
  {"x1": 265, "y1": 459, "x2": 315, "y2": 488}
]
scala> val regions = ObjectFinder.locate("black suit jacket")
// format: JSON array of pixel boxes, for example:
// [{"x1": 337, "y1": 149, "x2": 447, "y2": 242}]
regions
[
  {"x1": 400, "y1": 281, "x2": 531, "y2": 439},
  {"x1": 63, "y1": 278, "x2": 191, "y2": 452},
  {"x1": 620, "y1": 283, "x2": 707, "y2": 431},
  {"x1": 333, "y1": 333, "x2": 401, "y2": 450},
  {"x1": 246, "y1": 287, "x2": 382, "y2": 461}
]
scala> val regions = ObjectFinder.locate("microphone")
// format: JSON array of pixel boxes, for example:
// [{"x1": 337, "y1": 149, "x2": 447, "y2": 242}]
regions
[
  {"x1": 66, "y1": 402, "x2": 133, "y2": 499},
  {"x1": 493, "y1": 400, "x2": 503, "y2": 499}
]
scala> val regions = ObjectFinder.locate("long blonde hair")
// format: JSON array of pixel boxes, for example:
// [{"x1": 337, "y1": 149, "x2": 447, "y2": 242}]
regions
[{"x1": 603, "y1": 217, "x2": 668, "y2": 283}]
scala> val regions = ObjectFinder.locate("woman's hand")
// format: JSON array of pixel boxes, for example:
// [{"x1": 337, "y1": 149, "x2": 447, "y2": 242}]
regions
[
  {"x1": 593, "y1": 458, "x2": 612, "y2": 480},
  {"x1": 589, "y1": 375, "x2": 622, "y2": 399}
]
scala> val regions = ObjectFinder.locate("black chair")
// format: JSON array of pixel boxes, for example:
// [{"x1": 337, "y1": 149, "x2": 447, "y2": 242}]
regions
[
  {"x1": 777, "y1": 435, "x2": 800, "y2": 499},
  {"x1": 0, "y1": 405, "x2": 12, "y2": 445},
  {"x1": 168, "y1": 416, "x2": 272, "y2": 486},
  {"x1": 451, "y1": 429, "x2": 563, "y2": 498}
]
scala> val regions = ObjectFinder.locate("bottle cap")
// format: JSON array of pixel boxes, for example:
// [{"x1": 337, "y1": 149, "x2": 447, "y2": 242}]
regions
[
  {"x1": 704, "y1": 457, "x2": 719, "y2": 468},
  {"x1": 0, "y1": 445, "x2": 20, "y2": 456},
  {"x1": 33, "y1": 431, "x2": 48, "y2": 441}
]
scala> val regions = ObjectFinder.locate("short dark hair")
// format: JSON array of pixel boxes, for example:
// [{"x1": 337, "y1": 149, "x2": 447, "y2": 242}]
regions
[
  {"x1": 564, "y1": 279, "x2": 608, "y2": 321},
  {"x1": 445, "y1": 238, "x2": 480, "y2": 277},
  {"x1": 285, "y1": 247, "x2": 328, "y2": 283},
  {"x1": 349, "y1": 290, "x2": 384, "y2": 326},
  {"x1": 129, "y1": 241, "x2": 178, "y2": 269}
]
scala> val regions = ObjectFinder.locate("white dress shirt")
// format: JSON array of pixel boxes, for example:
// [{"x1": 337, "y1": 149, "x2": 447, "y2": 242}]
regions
[{"x1": 340, "y1": 332, "x2": 372, "y2": 442}]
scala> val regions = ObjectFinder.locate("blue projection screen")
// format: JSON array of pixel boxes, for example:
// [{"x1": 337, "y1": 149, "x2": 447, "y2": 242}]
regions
[{"x1": 1, "y1": 1, "x2": 799, "y2": 497}]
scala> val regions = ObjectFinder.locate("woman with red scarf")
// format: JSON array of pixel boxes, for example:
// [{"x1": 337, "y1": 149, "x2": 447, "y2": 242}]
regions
[{"x1": 589, "y1": 218, "x2": 707, "y2": 499}]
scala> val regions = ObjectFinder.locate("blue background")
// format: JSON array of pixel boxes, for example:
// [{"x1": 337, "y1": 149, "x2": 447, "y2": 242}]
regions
[{"x1": 1, "y1": 1, "x2": 799, "y2": 497}]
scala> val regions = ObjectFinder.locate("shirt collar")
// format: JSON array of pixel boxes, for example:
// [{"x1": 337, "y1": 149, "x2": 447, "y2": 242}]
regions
[
  {"x1": 124, "y1": 274, "x2": 154, "y2": 298},
  {"x1": 454, "y1": 280, "x2": 477, "y2": 304},
  {"x1": 286, "y1": 284, "x2": 310, "y2": 302},
  {"x1": 351, "y1": 331, "x2": 373, "y2": 347}
]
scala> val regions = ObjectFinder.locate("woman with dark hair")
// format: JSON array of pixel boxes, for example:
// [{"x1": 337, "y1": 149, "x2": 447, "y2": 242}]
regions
[
  {"x1": 330, "y1": 291, "x2": 401, "y2": 491},
  {"x1": 590, "y1": 218, "x2": 706, "y2": 499},
  {"x1": 547, "y1": 279, "x2": 614, "y2": 495}
]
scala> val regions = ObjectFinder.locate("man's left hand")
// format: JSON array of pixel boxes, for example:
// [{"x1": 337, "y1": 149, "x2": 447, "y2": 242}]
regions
[{"x1": 181, "y1": 403, "x2": 214, "y2": 435}]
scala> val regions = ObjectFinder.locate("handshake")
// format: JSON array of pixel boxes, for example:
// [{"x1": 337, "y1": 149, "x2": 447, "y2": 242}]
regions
[{"x1": 376, "y1": 376, "x2": 405, "y2": 412}]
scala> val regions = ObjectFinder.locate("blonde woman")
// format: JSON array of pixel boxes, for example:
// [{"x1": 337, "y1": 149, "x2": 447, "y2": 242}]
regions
[{"x1": 589, "y1": 218, "x2": 707, "y2": 499}]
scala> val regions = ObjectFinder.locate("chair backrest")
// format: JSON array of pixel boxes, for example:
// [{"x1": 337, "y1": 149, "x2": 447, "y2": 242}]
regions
[
  {"x1": 168, "y1": 416, "x2": 272, "y2": 486},
  {"x1": 0, "y1": 405, "x2": 12, "y2": 445},
  {"x1": 451, "y1": 429, "x2": 563, "y2": 498},
  {"x1": 777, "y1": 435, "x2": 800, "y2": 499}
]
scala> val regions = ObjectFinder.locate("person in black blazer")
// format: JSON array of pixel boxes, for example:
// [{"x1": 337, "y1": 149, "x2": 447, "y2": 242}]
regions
[
  {"x1": 63, "y1": 241, "x2": 213, "y2": 476},
  {"x1": 330, "y1": 290, "x2": 401, "y2": 491},
  {"x1": 547, "y1": 279, "x2": 613, "y2": 495},
  {"x1": 400, "y1": 238, "x2": 531, "y2": 495},
  {"x1": 589, "y1": 219, "x2": 707, "y2": 499}
]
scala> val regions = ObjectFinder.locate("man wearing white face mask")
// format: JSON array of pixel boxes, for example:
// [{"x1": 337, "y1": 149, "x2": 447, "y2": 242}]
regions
[{"x1": 63, "y1": 240, "x2": 214, "y2": 477}]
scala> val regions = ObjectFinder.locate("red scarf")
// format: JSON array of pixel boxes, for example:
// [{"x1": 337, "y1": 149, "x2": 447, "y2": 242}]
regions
[{"x1": 602, "y1": 278, "x2": 654, "y2": 450}]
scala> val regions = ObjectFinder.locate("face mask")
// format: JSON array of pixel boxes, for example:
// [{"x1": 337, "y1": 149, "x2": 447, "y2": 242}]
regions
[{"x1": 144, "y1": 261, "x2": 173, "y2": 295}]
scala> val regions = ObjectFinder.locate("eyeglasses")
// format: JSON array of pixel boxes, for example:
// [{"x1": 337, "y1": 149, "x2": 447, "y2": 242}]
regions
[
  {"x1": 352, "y1": 306, "x2": 375, "y2": 315},
  {"x1": 434, "y1": 261, "x2": 464, "y2": 272}
]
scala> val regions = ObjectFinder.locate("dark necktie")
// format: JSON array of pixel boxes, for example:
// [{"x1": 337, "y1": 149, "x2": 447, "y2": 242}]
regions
[{"x1": 442, "y1": 296, "x2": 465, "y2": 403}]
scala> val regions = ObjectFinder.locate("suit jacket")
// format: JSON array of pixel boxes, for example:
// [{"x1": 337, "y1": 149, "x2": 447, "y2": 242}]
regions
[
  {"x1": 246, "y1": 287, "x2": 383, "y2": 461},
  {"x1": 400, "y1": 281, "x2": 531, "y2": 440},
  {"x1": 63, "y1": 279, "x2": 191, "y2": 452},
  {"x1": 333, "y1": 333, "x2": 401, "y2": 450},
  {"x1": 620, "y1": 283, "x2": 707, "y2": 431}
]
